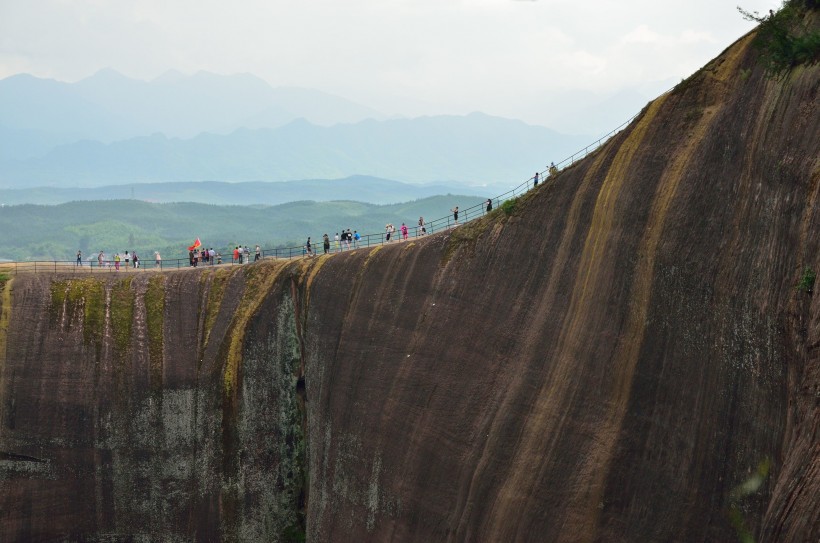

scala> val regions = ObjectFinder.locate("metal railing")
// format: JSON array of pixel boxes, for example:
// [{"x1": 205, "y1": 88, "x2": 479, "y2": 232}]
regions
[{"x1": 0, "y1": 111, "x2": 642, "y2": 276}]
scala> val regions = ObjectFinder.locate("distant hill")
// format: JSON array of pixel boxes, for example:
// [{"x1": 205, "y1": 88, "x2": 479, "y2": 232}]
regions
[
  {"x1": 0, "y1": 175, "x2": 504, "y2": 206},
  {"x1": 0, "y1": 194, "x2": 486, "y2": 261},
  {"x1": 0, "y1": 69, "x2": 384, "y2": 148},
  {"x1": 0, "y1": 113, "x2": 588, "y2": 188}
]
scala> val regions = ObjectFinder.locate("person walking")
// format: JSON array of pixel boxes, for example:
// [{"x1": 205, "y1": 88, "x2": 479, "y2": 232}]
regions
[
  {"x1": 353, "y1": 230, "x2": 360, "y2": 248},
  {"x1": 401, "y1": 223, "x2": 409, "y2": 241},
  {"x1": 114, "y1": 253, "x2": 121, "y2": 271},
  {"x1": 533, "y1": 172, "x2": 539, "y2": 188},
  {"x1": 451, "y1": 206, "x2": 459, "y2": 226},
  {"x1": 133, "y1": 252, "x2": 139, "y2": 268},
  {"x1": 323, "y1": 234, "x2": 330, "y2": 254},
  {"x1": 306, "y1": 237, "x2": 314, "y2": 258},
  {"x1": 486, "y1": 198, "x2": 493, "y2": 213}
]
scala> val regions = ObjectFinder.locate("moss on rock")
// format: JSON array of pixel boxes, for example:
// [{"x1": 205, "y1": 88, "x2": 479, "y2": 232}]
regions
[
  {"x1": 51, "y1": 278, "x2": 106, "y2": 357},
  {"x1": 110, "y1": 278, "x2": 134, "y2": 362},
  {"x1": 145, "y1": 275, "x2": 166, "y2": 387}
]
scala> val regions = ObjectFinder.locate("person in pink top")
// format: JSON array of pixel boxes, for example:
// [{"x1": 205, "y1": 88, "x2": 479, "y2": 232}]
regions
[{"x1": 401, "y1": 222, "x2": 409, "y2": 241}]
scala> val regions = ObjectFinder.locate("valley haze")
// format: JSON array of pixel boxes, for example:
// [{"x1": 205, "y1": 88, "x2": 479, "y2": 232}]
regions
[{"x1": 0, "y1": 70, "x2": 595, "y2": 190}]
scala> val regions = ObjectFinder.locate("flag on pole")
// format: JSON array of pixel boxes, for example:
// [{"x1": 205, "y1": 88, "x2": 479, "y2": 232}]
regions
[{"x1": 188, "y1": 237, "x2": 201, "y2": 251}]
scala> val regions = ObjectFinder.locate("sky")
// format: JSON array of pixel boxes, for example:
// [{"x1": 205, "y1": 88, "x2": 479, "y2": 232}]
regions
[{"x1": 0, "y1": 0, "x2": 781, "y2": 132}]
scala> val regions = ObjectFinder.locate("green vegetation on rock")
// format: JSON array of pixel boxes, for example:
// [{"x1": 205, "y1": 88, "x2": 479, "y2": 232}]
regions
[
  {"x1": 145, "y1": 275, "x2": 165, "y2": 386},
  {"x1": 796, "y1": 267, "x2": 816, "y2": 293},
  {"x1": 51, "y1": 278, "x2": 106, "y2": 358},
  {"x1": 110, "y1": 278, "x2": 134, "y2": 362},
  {"x1": 203, "y1": 268, "x2": 231, "y2": 348},
  {"x1": 739, "y1": 1, "x2": 820, "y2": 77},
  {"x1": 501, "y1": 197, "x2": 519, "y2": 216}
]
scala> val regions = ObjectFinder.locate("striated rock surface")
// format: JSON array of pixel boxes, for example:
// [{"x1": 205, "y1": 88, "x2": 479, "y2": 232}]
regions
[{"x1": 1, "y1": 28, "x2": 819, "y2": 542}]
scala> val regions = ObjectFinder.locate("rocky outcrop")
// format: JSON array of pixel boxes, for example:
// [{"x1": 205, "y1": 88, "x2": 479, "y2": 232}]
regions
[{"x1": 1, "y1": 25, "x2": 819, "y2": 543}]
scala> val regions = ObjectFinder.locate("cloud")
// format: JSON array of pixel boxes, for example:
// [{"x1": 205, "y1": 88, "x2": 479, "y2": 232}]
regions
[{"x1": 0, "y1": 0, "x2": 781, "y2": 125}]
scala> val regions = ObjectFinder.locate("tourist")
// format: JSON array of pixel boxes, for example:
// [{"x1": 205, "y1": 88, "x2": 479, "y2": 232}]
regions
[
  {"x1": 255, "y1": 245, "x2": 261, "y2": 262},
  {"x1": 401, "y1": 223, "x2": 409, "y2": 241},
  {"x1": 353, "y1": 230, "x2": 360, "y2": 248},
  {"x1": 385, "y1": 224, "x2": 392, "y2": 242},
  {"x1": 451, "y1": 206, "x2": 459, "y2": 225},
  {"x1": 98, "y1": 251, "x2": 104, "y2": 268},
  {"x1": 114, "y1": 253, "x2": 121, "y2": 271},
  {"x1": 323, "y1": 234, "x2": 330, "y2": 254},
  {"x1": 306, "y1": 237, "x2": 314, "y2": 257},
  {"x1": 418, "y1": 216, "x2": 425, "y2": 236},
  {"x1": 133, "y1": 252, "x2": 139, "y2": 268},
  {"x1": 486, "y1": 198, "x2": 493, "y2": 213},
  {"x1": 124, "y1": 251, "x2": 130, "y2": 268},
  {"x1": 76, "y1": 250, "x2": 82, "y2": 267},
  {"x1": 533, "y1": 172, "x2": 539, "y2": 188},
  {"x1": 209, "y1": 248, "x2": 216, "y2": 265},
  {"x1": 155, "y1": 251, "x2": 162, "y2": 268}
]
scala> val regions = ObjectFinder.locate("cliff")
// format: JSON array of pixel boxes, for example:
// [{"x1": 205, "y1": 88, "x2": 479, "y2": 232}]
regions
[{"x1": 1, "y1": 26, "x2": 819, "y2": 543}]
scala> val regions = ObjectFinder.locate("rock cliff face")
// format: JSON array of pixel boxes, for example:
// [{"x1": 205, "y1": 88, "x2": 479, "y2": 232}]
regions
[{"x1": 1, "y1": 29, "x2": 819, "y2": 542}]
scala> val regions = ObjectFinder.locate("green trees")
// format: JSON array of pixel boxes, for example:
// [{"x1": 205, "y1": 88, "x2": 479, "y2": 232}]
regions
[{"x1": 738, "y1": 0, "x2": 820, "y2": 77}]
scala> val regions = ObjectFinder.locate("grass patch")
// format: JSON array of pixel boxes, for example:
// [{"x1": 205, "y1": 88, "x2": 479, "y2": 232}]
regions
[{"x1": 500, "y1": 197, "x2": 518, "y2": 216}]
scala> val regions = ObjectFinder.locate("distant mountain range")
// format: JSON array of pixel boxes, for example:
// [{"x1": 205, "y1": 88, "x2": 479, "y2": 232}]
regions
[
  {"x1": 0, "y1": 70, "x2": 594, "y2": 189},
  {"x1": 0, "y1": 175, "x2": 504, "y2": 206},
  {"x1": 0, "y1": 69, "x2": 383, "y2": 149}
]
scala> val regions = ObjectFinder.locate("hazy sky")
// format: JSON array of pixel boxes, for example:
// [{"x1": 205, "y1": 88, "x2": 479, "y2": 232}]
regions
[{"x1": 0, "y1": 0, "x2": 780, "y2": 129}]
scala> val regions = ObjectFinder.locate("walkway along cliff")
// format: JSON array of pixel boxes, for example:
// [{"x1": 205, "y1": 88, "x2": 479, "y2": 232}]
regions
[{"x1": 1, "y1": 23, "x2": 819, "y2": 542}]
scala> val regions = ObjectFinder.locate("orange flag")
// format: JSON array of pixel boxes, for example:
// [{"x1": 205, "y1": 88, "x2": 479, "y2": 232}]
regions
[{"x1": 188, "y1": 238, "x2": 201, "y2": 251}]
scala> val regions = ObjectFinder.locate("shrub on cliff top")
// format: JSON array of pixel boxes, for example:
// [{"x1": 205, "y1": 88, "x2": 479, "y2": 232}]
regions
[
  {"x1": 739, "y1": 1, "x2": 820, "y2": 77},
  {"x1": 500, "y1": 197, "x2": 518, "y2": 216}
]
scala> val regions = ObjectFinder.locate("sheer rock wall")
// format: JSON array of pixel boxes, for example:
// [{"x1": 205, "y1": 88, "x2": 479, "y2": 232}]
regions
[{"x1": 1, "y1": 31, "x2": 819, "y2": 542}]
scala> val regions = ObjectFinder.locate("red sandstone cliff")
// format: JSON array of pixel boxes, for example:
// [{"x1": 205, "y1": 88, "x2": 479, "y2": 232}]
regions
[{"x1": 1, "y1": 21, "x2": 819, "y2": 543}]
